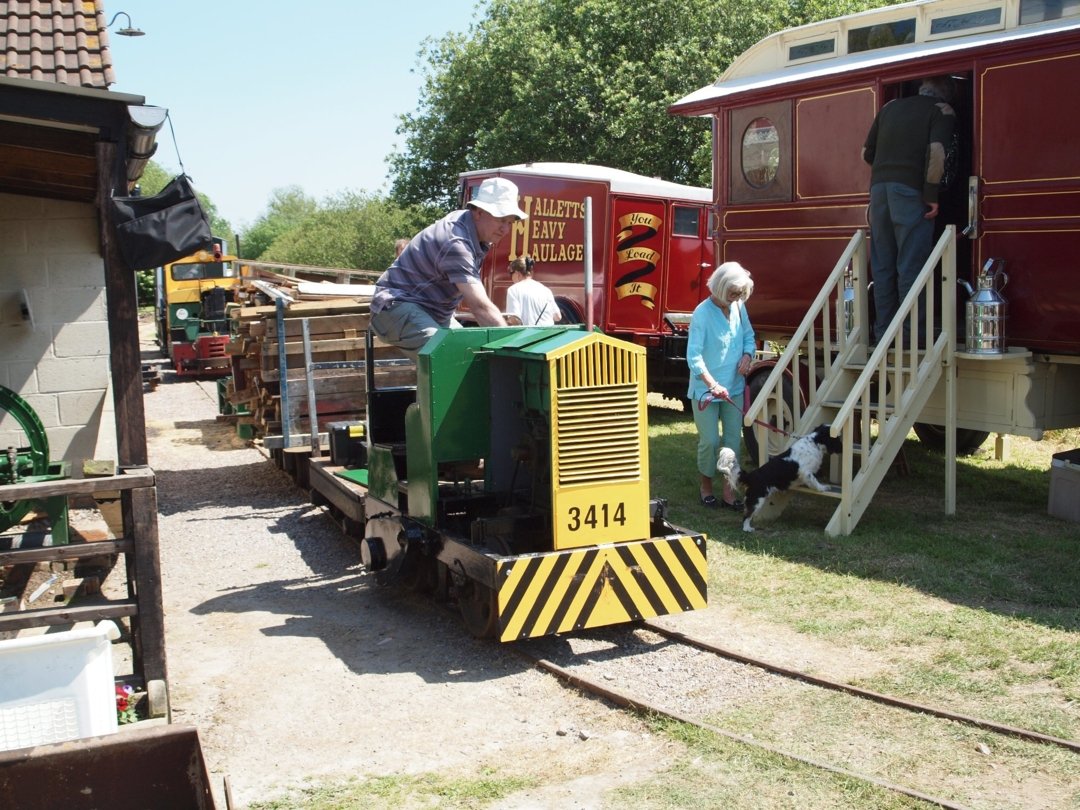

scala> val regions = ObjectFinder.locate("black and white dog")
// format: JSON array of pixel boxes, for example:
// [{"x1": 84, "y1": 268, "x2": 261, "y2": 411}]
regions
[{"x1": 716, "y1": 424, "x2": 842, "y2": 533}]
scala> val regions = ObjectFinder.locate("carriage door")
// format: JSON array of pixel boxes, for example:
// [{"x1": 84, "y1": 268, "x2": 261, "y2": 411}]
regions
[
  {"x1": 878, "y1": 73, "x2": 974, "y2": 333},
  {"x1": 973, "y1": 50, "x2": 1080, "y2": 352},
  {"x1": 934, "y1": 73, "x2": 973, "y2": 293}
]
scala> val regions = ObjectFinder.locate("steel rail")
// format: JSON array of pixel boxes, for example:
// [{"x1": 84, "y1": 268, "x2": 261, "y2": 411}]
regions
[
  {"x1": 644, "y1": 620, "x2": 1080, "y2": 755},
  {"x1": 515, "y1": 647, "x2": 972, "y2": 810}
]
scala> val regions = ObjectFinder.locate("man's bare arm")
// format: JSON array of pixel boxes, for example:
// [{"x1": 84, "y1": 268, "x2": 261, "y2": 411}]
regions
[{"x1": 457, "y1": 281, "x2": 508, "y2": 327}]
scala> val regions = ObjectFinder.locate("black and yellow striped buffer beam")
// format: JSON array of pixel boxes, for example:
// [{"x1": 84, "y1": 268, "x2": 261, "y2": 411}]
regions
[{"x1": 495, "y1": 533, "x2": 707, "y2": 642}]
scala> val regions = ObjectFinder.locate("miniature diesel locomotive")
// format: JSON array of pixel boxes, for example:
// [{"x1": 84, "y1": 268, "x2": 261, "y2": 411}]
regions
[
  {"x1": 359, "y1": 325, "x2": 707, "y2": 641},
  {"x1": 155, "y1": 241, "x2": 239, "y2": 377}
]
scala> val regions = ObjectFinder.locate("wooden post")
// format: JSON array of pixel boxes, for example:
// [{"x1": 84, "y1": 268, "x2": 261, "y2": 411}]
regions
[
  {"x1": 97, "y1": 141, "x2": 149, "y2": 467},
  {"x1": 124, "y1": 480, "x2": 168, "y2": 688}
]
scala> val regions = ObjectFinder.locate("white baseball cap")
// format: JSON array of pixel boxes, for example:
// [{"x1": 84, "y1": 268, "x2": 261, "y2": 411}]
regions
[{"x1": 467, "y1": 177, "x2": 528, "y2": 221}]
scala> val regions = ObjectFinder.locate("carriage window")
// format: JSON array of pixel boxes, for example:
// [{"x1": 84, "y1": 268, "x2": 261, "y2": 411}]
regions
[
  {"x1": 672, "y1": 206, "x2": 701, "y2": 237},
  {"x1": 929, "y1": 7, "x2": 1002, "y2": 37},
  {"x1": 729, "y1": 101, "x2": 792, "y2": 204},
  {"x1": 848, "y1": 19, "x2": 916, "y2": 52},
  {"x1": 1020, "y1": 0, "x2": 1080, "y2": 23},
  {"x1": 741, "y1": 118, "x2": 779, "y2": 189},
  {"x1": 788, "y1": 37, "x2": 835, "y2": 63}
]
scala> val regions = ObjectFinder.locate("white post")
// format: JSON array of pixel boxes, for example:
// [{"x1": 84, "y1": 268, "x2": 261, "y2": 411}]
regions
[{"x1": 584, "y1": 196, "x2": 593, "y2": 332}]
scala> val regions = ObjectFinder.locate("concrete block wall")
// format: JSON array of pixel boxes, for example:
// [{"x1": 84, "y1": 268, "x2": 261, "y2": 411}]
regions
[{"x1": 0, "y1": 192, "x2": 118, "y2": 464}]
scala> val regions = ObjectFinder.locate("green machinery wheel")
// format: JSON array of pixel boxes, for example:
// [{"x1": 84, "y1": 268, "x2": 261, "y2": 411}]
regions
[{"x1": 0, "y1": 385, "x2": 53, "y2": 533}]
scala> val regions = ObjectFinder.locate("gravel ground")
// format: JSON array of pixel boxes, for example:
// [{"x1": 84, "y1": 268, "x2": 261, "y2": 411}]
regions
[{"x1": 141, "y1": 367, "x2": 688, "y2": 809}]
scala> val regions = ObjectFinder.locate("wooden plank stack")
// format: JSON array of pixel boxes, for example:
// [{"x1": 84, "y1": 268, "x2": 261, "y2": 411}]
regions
[{"x1": 222, "y1": 273, "x2": 414, "y2": 447}]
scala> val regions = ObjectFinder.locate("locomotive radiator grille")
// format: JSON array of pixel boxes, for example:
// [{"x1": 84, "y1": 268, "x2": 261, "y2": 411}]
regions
[
  {"x1": 554, "y1": 385, "x2": 640, "y2": 485},
  {"x1": 553, "y1": 339, "x2": 644, "y2": 487},
  {"x1": 495, "y1": 534, "x2": 708, "y2": 641},
  {"x1": 547, "y1": 334, "x2": 650, "y2": 550},
  {"x1": 555, "y1": 339, "x2": 639, "y2": 389}
]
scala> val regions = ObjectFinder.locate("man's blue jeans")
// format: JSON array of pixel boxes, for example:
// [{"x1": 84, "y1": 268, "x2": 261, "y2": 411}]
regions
[{"x1": 868, "y1": 182, "x2": 933, "y2": 343}]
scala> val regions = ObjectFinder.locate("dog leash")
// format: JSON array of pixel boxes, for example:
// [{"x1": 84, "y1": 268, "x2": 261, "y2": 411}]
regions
[{"x1": 697, "y1": 390, "x2": 795, "y2": 438}]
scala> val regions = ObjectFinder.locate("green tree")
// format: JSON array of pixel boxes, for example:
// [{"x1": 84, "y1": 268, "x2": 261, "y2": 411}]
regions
[
  {"x1": 258, "y1": 192, "x2": 436, "y2": 272},
  {"x1": 238, "y1": 187, "x2": 319, "y2": 259},
  {"x1": 389, "y1": 0, "x2": 901, "y2": 209}
]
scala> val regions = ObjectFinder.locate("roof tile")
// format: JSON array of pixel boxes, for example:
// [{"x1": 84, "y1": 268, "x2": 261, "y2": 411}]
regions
[{"x1": 0, "y1": 0, "x2": 117, "y2": 88}]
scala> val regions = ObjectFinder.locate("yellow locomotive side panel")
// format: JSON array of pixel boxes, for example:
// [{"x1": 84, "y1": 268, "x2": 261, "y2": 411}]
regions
[{"x1": 495, "y1": 534, "x2": 708, "y2": 642}]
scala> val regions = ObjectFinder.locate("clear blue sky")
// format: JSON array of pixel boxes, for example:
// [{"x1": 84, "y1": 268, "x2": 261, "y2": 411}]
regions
[{"x1": 107, "y1": 1, "x2": 481, "y2": 229}]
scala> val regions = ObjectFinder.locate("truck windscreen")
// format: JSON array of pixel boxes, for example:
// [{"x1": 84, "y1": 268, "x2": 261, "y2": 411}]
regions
[{"x1": 171, "y1": 262, "x2": 237, "y2": 281}]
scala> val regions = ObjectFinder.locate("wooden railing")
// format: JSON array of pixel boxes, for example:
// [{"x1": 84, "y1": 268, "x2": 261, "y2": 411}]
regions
[
  {"x1": 743, "y1": 229, "x2": 870, "y2": 462},
  {"x1": 827, "y1": 226, "x2": 958, "y2": 535},
  {"x1": 0, "y1": 467, "x2": 169, "y2": 714}
]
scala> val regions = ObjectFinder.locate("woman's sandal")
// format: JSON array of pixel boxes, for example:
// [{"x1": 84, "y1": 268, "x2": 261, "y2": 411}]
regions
[
  {"x1": 720, "y1": 498, "x2": 744, "y2": 511},
  {"x1": 699, "y1": 494, "x2": 719, "y2": 508}
]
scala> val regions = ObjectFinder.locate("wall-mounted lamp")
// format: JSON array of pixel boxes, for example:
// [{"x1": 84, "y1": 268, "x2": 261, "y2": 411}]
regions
[{"x1": 107, "y1": 11, "x2": 145, "y2": 37}]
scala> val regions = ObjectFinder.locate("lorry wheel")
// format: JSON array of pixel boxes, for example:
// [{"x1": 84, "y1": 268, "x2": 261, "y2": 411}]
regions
[
  {"x1": 742, "y1": 372, "x2": 796, "y2": 463},
  {"x1": 556, "y1": 297, "x2": 582, "y2": 325},
  {"x1": 912, "y1": 423, "x2": 989, "y2": 456}
]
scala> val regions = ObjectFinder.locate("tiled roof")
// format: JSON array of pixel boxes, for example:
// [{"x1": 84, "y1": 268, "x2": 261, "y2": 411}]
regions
[{"x1": 0, "y1": 0, "x2": 116, "y2": 88}]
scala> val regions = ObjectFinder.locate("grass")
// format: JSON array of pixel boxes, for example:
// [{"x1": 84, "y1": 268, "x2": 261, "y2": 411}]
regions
[
  {"x1": 245, "y1": 769, "x2": 537, "y2": 810},
  {"x1": 637, "y1": 404, "x2": 1080, "y2": 808},
  {"x1": 615, "y1": 720, "x2": 929, "y2": 809}
]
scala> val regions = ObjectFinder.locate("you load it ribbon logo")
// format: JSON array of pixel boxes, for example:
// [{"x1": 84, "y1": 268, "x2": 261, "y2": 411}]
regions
[{"x1": 614, "y1": 212, "x2": 662, "y2": 309}]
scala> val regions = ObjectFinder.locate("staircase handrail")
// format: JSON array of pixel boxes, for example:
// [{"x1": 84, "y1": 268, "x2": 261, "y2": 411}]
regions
[
  {"x1": 743, "y1": 229, "x2": 867, "y2": 449},
  {"x1": 830, "y1": 226, "x2": 956, "y2": 431}
]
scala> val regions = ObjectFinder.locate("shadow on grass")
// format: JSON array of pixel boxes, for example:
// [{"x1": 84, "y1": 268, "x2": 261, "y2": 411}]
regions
[{"x1": 646, "y1": 405, "x2": 1080, "y2": 632}]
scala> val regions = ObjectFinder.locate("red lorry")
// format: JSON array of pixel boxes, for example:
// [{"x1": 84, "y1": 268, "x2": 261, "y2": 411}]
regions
[{"x1": 458, "y1": 162, "x2": 715, "y2": 405}]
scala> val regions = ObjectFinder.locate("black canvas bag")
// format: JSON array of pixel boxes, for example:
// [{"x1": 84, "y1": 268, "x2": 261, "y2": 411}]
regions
[{"x1": 110, "y1": 174, "x2": 213, "y2": 269}]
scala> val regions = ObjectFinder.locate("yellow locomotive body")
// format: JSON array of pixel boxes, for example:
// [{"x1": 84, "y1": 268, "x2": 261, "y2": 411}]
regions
[{"x1": 361, "y1": 325, "x2": 707, "y2": 641}]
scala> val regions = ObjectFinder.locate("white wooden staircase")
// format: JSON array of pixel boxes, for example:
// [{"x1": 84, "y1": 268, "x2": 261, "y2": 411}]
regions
[{"x1": 744, "y1": 226, "x2": 961, "y2": 536}]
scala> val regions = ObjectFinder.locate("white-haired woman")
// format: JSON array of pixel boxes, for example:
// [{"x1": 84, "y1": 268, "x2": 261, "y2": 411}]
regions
[{"x1": 687, "y1": 262, "x2": 756, "y2": 509}]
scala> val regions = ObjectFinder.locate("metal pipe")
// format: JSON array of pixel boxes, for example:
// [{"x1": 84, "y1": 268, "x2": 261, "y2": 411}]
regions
[
  {"x1": 276, "y1": 298, "x2": 290, "y2": 448},
  {"x1": 302, "y1": 319, "x2": 320, "y2": 457}
]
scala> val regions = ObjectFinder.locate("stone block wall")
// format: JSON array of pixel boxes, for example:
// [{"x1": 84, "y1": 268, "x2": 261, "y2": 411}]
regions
[{"x1": 0, "y1": 192, "x2": 117, "y2": 464}]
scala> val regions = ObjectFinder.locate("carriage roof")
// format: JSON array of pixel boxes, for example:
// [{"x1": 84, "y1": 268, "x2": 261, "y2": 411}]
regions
[{"x1": 671, "y1": 0, "x2": 1080, "y2": 112}]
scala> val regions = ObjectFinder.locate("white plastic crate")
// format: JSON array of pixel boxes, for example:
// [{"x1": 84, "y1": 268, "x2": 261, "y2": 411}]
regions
[
  {"x1": 1048, "y1": 449, "x2": 1080, "y2": 524},
  {"x1": 0, "y1": 620, "x2": 120, "y2": 751}
]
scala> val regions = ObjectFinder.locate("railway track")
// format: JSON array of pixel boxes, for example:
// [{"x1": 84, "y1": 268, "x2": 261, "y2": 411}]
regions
[{"x1": 514, "y1": 621, "x2": 1080, "y2": 809}]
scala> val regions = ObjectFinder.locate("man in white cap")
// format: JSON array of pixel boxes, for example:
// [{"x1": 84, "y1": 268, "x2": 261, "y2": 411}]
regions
[{"x1": 370, "y1": 177, "x2": 528, "y2": 358}]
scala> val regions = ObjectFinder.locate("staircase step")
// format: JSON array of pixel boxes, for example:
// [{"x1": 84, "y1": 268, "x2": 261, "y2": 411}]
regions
[
  {"x1": 821, "y1": 399, "x2": 894, "y2": 413},
  {"x1": 793, "y1": 482, "x2": 843, "y2": 498},
  {"x1": 842, "y1": 361, "x2": 908, "y2": 372}
]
